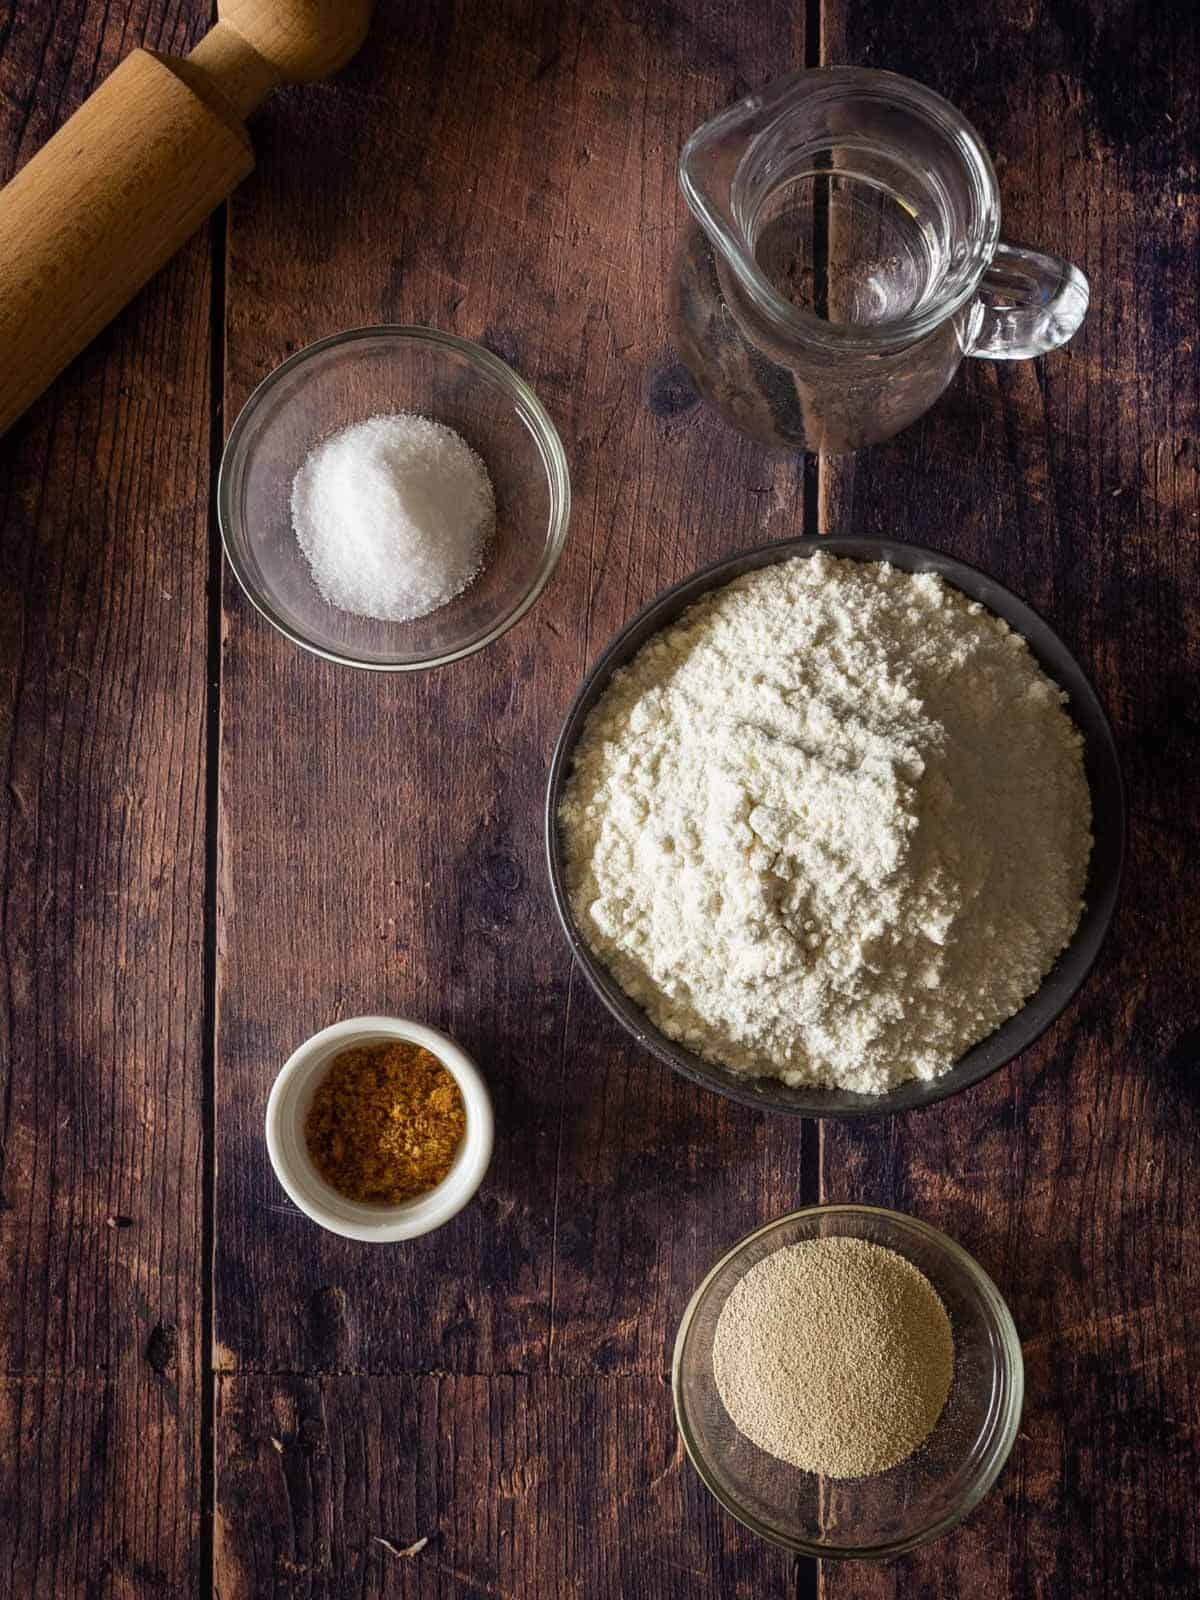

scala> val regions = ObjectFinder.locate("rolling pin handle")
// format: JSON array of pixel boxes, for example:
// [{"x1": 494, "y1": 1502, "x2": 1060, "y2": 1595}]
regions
[
  {"x1": 0, "y1": 0, "x2": 372, "y2": 436},
  {"x1": 184, "y1": 24, "x2": 282, "y2": 124}
]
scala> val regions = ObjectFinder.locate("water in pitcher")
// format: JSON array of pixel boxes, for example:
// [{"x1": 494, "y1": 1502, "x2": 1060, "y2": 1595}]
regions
[
  {"x1": 671, "y1": 69, "x2": 1088, "y2": 453},
  {"x1": 754, "y1": 170, "x2": 944, "y2": 327}
]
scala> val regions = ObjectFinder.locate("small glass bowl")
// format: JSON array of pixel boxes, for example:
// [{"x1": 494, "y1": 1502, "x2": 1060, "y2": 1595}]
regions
[
  {"x1": 218, "y1": 326, "x2": 571, "y2": 670},
  {"x1": 673, "y1": 1205, "x2": 1023, "y2": 1559}
]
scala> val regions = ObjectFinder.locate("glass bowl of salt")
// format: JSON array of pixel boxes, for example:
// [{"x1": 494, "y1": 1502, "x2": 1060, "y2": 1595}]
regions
[
  {"x1": 673, "y1": 1204, "x2": 1024, "y2": 1559},
  {"x1": 219, "y1": 326, "x2": 571, "y2": 669}
]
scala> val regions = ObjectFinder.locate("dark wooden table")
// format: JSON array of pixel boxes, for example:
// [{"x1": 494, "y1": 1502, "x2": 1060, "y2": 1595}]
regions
[{"x1": 2, "y1": 1, "x2": 1197, "y2": 1595}]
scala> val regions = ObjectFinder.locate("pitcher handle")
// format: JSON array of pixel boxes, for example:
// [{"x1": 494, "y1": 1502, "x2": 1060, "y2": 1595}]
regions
[{"x1": 966, "y1": 241, "x2": 1089, "y2": 360}]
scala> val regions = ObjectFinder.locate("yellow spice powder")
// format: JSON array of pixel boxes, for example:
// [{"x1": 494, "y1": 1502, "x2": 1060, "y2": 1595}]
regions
[{"x1": 305, "y1": 1040, "x2": 466, "y2": 1203}]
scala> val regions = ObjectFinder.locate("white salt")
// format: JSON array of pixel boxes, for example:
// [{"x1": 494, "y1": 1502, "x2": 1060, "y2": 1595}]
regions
[{"x1": 291, "y1": 413, "x2": 495, "y2": 623}]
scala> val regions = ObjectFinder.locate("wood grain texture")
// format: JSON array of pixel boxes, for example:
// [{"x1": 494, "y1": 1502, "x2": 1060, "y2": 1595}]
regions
[
  {"x1": 215, "y1": 1374, "x2": 804, "y2": 1598},
  {"x1": 816, "y1": 1, "x2": 1200, "y2": 1595},
  {"x1": 6, "y1": 0, "x2": 1196, "y2": 1596},
  {"x1": 215, "y1": 0, "x2": 812, "y2": 1381},
  {"x1": 0, "y1": 47, "x2": 251, "y2": 437},
  {"x1": 0, "y1": 1, "x2": 211, "y2": 1593}
]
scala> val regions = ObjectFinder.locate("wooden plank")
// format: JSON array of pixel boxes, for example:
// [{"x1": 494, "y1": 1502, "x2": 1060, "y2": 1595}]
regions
[
  {"x1": 0, "y1": 1375, "x2": 199, "y2": 1597},
  {"x1": 816, "y1": 1, "x2": 1200, "y2": 1594},
  {"x1": 0, "y1": 1, "x2": 211, "y2": 1592},
  {"x1": 215, "y1": 1374, "x2": 802, "y2": 1598},
  {"x1": 215, "y1": 0, "x2": 812, "y2": 1379}
]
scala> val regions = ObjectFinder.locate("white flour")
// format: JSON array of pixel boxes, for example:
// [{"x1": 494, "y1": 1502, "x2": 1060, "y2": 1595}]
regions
[{"x1": 558, "y1": 554, "x2": 1093, "y2": 1094}]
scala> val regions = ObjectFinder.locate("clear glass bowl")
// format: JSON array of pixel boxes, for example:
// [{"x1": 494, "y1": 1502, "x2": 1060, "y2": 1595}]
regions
[
  {"x1": 673, "y1": 1205, "x2": 1023, "y2": 1559},
  {"x1": 218, "y1": 327, "x2": 571, "y2": 670}
]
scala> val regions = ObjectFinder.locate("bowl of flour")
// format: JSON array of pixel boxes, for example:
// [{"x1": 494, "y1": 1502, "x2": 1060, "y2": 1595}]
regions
[{"x1": 547, "y1": 539, "x2": 1124, "y2": 1117}]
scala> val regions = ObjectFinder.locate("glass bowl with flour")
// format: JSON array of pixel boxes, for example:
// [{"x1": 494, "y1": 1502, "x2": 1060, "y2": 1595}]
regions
[
  {"x1": 547, "y1": 539, "x2": 1125, "y2": 1116},
  {"x1": 219, "y1": 327, "x2": 570, "y2": 670}
]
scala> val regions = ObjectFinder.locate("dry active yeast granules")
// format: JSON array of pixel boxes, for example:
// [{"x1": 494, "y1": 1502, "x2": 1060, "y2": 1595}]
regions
[
  {"x1": 559, "y1": 554, "x2": 1093, "y2": 1094},
  {"x1": 713, "y1": 1238, "x2": 955, "y2": 1477}
]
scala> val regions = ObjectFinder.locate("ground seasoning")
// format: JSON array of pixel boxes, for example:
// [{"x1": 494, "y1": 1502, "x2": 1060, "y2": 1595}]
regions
[{"x1": 305, "y1": 1040, "x2": 466, "y2": 1203}]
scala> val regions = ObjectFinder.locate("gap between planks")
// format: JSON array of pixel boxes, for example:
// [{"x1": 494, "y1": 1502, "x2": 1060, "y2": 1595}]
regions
[{"x1": 199, "y1": 195, "x2": 228, "y2": 1600}]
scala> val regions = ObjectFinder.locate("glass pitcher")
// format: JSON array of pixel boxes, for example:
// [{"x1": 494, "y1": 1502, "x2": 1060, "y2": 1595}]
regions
[{"x1": 671, "y1": 67, "x2": 1088, "y2": 453}]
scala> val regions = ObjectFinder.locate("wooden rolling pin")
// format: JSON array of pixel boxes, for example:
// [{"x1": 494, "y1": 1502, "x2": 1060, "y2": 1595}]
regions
[{"x1": 0, "y1": 0, "x2": 372, "y2": 435}]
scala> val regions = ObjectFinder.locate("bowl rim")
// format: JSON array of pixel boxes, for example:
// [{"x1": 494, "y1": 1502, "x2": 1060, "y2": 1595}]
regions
[
  {"x1": 217, "y1": 324, "x2": 572, "y2": 672},
  {"x1": 671, "y1": 1203, "x2": 1025, "y2": 1559},
  {"x1": 544, "y1": 535, "x2": 1126, "y2": 1119},
  {"x1": 264, "y1": 1014, "x2": 494, "y2": 1241}
]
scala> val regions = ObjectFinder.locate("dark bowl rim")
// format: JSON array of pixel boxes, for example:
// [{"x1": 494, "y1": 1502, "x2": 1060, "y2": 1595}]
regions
[{"x1": 544, "y1": 535, "x2": 1127, "y2": 1120}]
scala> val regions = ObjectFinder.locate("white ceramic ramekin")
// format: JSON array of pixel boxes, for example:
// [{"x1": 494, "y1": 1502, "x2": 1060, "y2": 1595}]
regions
[{"x1": 265, "y1": 1015, "x2": 493, "y2": 1242}]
